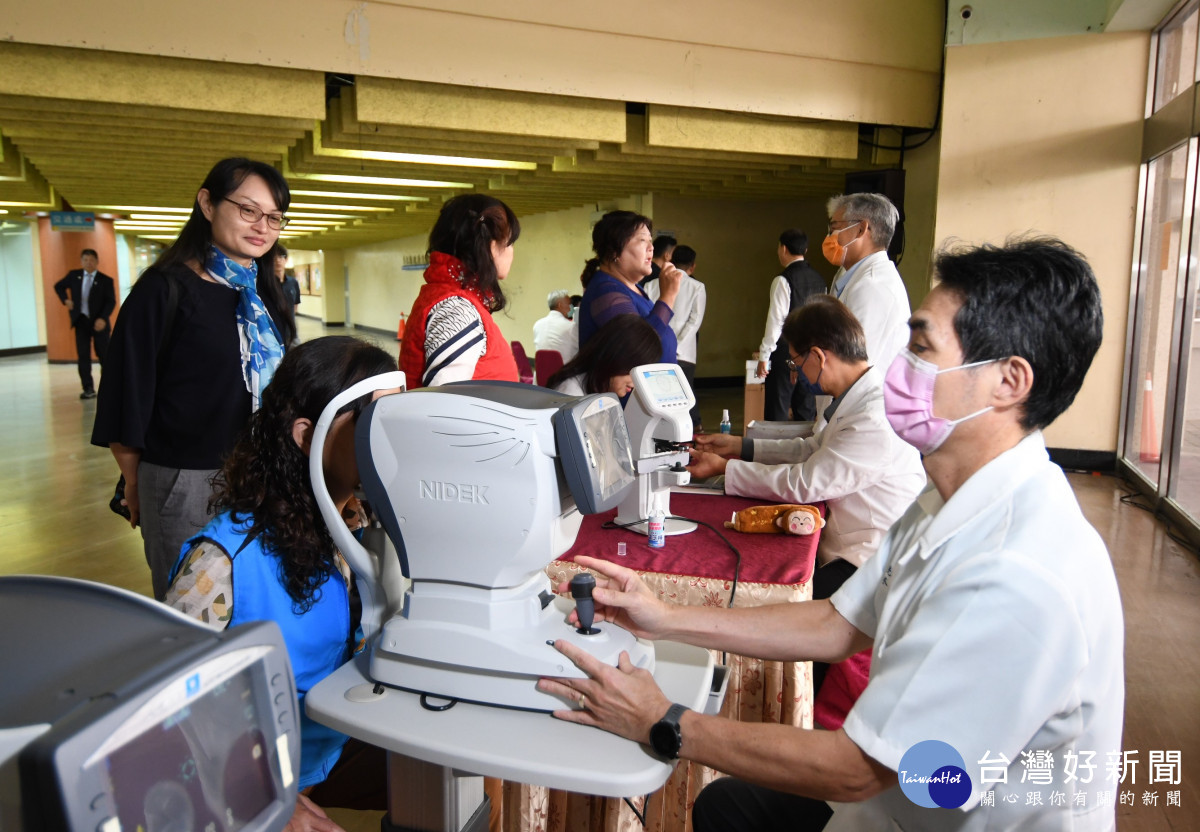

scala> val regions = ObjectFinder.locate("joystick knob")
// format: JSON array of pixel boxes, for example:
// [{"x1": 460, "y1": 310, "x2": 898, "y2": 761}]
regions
[{"x1": 569, "y1": 574, "x2": 600, "y2": 635}]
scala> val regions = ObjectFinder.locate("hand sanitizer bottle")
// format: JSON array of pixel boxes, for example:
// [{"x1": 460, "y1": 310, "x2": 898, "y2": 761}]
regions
[{"x1": 720, "y1": 409, "x2": 732, "y2": 434}]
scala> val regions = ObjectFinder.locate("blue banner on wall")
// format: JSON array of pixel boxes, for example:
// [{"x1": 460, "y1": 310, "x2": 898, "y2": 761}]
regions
[{"x1": 49, "y1": 211, "x2": 95, "y2": 232}]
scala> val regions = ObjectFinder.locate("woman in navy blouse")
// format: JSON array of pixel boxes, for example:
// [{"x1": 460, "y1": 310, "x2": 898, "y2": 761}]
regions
[{"x1": 577, "y1": 211, "x2": 682, "y2": 363}]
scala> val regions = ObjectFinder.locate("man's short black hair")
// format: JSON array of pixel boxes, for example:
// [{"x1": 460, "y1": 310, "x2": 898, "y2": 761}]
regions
[
  {"x1": 934, "y1": 236, "x2": 1103, "y2": 432},
  {"x1": 671, "y1": 245, "x2": 696, "y2": 269},
  {"x1": 778, "y1": 229, "x2": 808, "y2": 256},
  {"x1": 652, "y1": 234, "x2": 677, "y2": 258},
  {"x1": 81, "y1": 248, "x2": 98, "y2": 259}
]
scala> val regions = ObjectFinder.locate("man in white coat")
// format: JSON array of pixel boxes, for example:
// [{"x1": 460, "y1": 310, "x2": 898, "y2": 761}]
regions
[
  {"x1": 646, "y1": 245, "x2": 706, "y2": 430},
  {"x1": 821, "y1": 193, "x2": 910, "y2": 369},
  {"x1": 540, "y1": 237, "x2": 1122, "y2": 832},
  {"x1": 689, "y1": 295, "x2": 925, "y2": 692},
  {"x1": 532, "y1": 289, "x2": 575, "y2": 355}
]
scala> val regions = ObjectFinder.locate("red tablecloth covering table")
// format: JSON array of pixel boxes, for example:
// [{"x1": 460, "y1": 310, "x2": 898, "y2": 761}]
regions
[{"x1": 495, "y1": 492, "x2": 822, "y2": 832}]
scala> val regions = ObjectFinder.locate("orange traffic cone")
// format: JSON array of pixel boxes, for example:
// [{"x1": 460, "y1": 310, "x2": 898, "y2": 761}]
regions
[
  {"x1": 1140, "y1": 372, "x2": 1161, "y2": 463},
  {"x1": 395, "y1": 313, "x2": 407, "y2": 343}
]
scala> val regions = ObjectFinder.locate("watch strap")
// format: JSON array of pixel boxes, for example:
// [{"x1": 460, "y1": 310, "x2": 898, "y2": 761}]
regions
[{"x1": 651, "y1": 702, "x2": 688, "y2": 759}]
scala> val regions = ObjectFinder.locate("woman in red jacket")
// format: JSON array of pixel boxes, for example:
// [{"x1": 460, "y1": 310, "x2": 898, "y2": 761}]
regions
[{"x1": 401, "y1": 194, "x2": 520, "y2": 386}]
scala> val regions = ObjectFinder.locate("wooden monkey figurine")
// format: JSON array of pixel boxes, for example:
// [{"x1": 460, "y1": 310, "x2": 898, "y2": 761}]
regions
[{"x1": 723, "y1": 503, "x2": 824, "y2": 536}]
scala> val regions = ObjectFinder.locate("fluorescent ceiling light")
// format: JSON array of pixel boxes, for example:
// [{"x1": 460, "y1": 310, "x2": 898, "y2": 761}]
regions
[
  {"x1": 289, "y1": 202, "x2": 395, "y2": 212},
  {"x1": 316, "y1": 146, "x2": 536, "y2": 171},
  {"x1": 285, "y1": 211, "x2": 360, "y2": 220},
  {"x1": 78, "y1": 205, "x2": 192, "y2": 213},
  {"x1": 128, "y1": 213, "x2": 187, "y2": 222},
  {"x1": 0, "y1": 200, "x2": 54, "y2": 207},
  {"x1": 137, "y1": 234, "x2": 180, "y2": 240},
  {"x1": 291, "y1": 173, "x2": 473, "y2": 189},
  {"x1": 290, "y1": 190, "x2": 428, "y2": 202}
]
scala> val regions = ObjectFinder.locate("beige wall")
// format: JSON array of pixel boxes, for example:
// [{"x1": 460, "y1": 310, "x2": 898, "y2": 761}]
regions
[
  {"x1": 652, "y1": 195, "x2": 835, "y2": 377},
  {"x1": 898, "y1": 129, "x2": 943, "y2": 307},
  {"x1": 342, "y1": 234, "x2": 426, "y2": 334},
  {"x1": 934, "y1": 32, "x2": 1149, "y2": 452},
  {"x1": 289, "y1": 249, "x2": 328, "y2": 322},
  {"x1": 5, "y1": 0, "x2": 941, "y2": 127}
]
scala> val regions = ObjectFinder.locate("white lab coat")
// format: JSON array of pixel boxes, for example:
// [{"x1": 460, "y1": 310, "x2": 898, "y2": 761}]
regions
[
  {"x1": 827, "y1": 432, "x2": 1124, "y2": 831},
  {"x1": 723, "y1": 367, "x2": 925, "y2": 567},
  {"x1": 532, "y1": 309, "x2": 575, "y2": 355},
  {"x1": 831, "y1": 250, "x2": 911, "y2": 369},
  {"x1": 645, "y1": 274, "x2": 706, "y2": 363}
]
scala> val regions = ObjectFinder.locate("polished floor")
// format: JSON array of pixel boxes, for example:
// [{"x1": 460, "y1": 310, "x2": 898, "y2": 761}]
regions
[{"x1": 2, "y1": 319, "x2": 1198, "y2": 830}]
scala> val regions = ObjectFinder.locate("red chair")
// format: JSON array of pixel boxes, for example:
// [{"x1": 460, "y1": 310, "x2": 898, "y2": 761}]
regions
[
  {"x1": 535, "y1": 350, "x2": 564, "y2": 386},
  {"x1": 511, "y1": 341, "x2": 535, "y2": 384}
]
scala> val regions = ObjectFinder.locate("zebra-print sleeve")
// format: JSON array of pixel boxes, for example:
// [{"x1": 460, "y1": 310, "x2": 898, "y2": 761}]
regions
[{"x1": 423, "y1": 296, "x2": 488, "y2": 386}]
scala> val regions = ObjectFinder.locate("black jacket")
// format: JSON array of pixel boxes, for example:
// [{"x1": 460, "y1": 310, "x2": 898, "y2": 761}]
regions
[{"x1": 54, "y1": 269, "x2": 116, "y2": 328}]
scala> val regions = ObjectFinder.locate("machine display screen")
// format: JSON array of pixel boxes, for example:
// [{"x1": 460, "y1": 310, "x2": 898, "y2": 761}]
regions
[
  {"x1": 104, "y1": 666, "x2": 277, "y2": 832},
  {"x1": 580, "y1": 400, "x2": 636, "y2": 503},
  {"x1": 639, "y1": 368, "x2": 689, "y2": 406}
]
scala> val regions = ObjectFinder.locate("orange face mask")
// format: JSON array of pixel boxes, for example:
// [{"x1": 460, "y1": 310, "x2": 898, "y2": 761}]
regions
[{"x1": 821, "y1": 221, "x2": 862, "y2": 267}]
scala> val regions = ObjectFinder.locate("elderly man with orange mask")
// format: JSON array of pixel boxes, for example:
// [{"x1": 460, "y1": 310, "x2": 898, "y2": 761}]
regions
[{"x1": 822, "y1": 192, "x2": 910, "y2": 370}]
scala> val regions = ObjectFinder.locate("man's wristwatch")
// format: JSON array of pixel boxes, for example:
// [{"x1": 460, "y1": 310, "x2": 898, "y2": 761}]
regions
[{"x1": 648, "y1": 703, "x2": 689, "y2": 759}]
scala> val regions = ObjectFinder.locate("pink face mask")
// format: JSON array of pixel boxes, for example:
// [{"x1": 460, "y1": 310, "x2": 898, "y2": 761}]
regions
[{"x1": 883, "y1": 349, "x2": 997, "y2": 455}]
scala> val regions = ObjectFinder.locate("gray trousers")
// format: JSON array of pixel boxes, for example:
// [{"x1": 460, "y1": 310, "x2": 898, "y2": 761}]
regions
[{"x1": 138, "y1": 461, "x2": 218, "y2": 600}]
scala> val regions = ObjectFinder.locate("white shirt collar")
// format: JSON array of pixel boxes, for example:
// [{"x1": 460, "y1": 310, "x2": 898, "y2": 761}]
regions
[{"x1": 899, "y1": 431, "x2": 1050, "y2": 564}]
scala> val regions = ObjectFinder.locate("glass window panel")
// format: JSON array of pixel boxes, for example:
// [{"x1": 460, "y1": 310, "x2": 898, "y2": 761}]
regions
[
  {"x1": 1154, "y1": 2, "x2": 1198, "y2": 112},
  {"x1": 1125, "y1": 144, "x2": 1190, "y2": 484},
  {"x1": 1172, "y1": 278, "x2": 1200, "y2": 516}
]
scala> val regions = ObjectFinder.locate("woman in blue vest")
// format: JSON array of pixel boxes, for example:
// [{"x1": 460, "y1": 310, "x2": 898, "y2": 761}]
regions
[{"x1": 165, "y1": 335, "x2": 400, "y2": 830}]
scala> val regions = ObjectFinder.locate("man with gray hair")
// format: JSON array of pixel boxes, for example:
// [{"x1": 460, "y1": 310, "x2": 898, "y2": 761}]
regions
[
  {"x1": 533, "y1": 288, "x2": 575, "y2": 354},
  {"x1": 821, "y1": 193, "x2": 910, "y2": 368}
]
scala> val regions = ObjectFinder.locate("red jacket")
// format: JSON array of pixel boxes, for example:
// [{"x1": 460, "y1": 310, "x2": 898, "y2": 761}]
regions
[{"x1": 400, "y1": 252, "x2": 518, "y2": 386}]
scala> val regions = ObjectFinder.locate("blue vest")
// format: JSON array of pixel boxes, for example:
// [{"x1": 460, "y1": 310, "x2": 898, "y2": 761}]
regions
[{"x1": 174, "y1": 511, "x2": 351, "y2": 788}]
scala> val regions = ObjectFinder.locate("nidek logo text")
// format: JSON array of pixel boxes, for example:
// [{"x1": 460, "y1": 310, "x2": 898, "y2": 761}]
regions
[{"x1": 419, "y1": 481, "x2": 490, "y2": 504}]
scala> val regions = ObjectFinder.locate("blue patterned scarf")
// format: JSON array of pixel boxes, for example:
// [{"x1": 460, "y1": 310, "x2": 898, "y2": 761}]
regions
[{"x1": 205, "y1": 245, "x2": 284, "y2": 411}]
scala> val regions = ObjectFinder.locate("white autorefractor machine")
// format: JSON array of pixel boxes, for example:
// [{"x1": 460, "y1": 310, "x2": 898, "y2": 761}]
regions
[
  {"x1": 304, "y1": 377, "x2": 724, "y2": 831},
  {"x1": 614, "y1": 363, "x2": 698, "y2": 536}
]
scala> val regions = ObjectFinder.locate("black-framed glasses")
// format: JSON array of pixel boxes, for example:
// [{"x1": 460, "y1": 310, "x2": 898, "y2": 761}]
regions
[
  {"x1": 786, "y1": 354, "x2": 805, "y2": 372},
  {"x1": 224, "y1": 198, "x2": 289, "y2": 230}
]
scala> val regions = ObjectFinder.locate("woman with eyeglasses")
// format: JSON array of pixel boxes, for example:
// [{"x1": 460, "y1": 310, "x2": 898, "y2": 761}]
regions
[{"x1": 92, "y1": 157, "x2": 294, "y2": 601}]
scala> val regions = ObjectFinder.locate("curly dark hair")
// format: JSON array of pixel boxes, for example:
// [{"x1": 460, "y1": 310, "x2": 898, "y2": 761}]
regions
[{"x1": 211, "y1": 335, "x2": 397, "y2": 611}]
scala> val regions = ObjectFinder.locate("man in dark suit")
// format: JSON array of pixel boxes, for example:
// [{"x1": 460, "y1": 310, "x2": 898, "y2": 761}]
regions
[{"x1": 54, "y1": 248, "x2": 116, "y2": 399}]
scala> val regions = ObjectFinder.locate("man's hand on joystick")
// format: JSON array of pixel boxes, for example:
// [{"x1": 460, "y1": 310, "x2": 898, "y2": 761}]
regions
[{"x1": 570, "y1": 573, "x2": 601, "y2": 635}]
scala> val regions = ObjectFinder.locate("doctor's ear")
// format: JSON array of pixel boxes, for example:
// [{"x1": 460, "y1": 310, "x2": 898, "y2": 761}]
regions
[
  {"x1": 292, "y1": 417, "x2": 314, "y2": 456},
  {"x1": 992, "y1": 356, "x2": 1034, "y2": 411}
]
